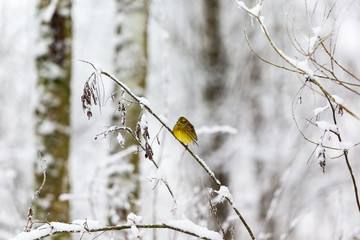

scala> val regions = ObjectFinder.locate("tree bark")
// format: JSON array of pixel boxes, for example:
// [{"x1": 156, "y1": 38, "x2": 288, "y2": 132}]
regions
[
  {"x1": 34, "y1": 1, "x2": 72, "y2": 239},
  {"x1": 107, "y1": 0, "x2": 148, "y2": 229}
]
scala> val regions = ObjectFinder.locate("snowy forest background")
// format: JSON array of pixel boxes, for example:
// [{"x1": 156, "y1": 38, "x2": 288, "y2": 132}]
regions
[{"x1": 2, "y1": 0, "x2": 360, "y2": 239}]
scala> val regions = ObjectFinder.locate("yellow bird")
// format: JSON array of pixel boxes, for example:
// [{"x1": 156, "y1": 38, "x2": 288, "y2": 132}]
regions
[{"x1": 173, "y1": 116, "x2": 198, "y2": 146}]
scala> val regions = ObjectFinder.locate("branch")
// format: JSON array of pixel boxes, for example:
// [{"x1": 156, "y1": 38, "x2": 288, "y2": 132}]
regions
[
  {"x1": 323, "y1": 93, "x2": 360, "y2": 212},
  {"x1": 99, "y1": 71, "x2": 255, "y2": 239},
  {"x1": 78, "y1": 65, "x2": 255, "y2": 239},
  {"x1": 233, "y1": 1, "x2": 360, "y2": 121},
  {"x1": 320, "y1": 41, "x2": 360, "y2": 82},
  {"x1": 12, "y1": 221, "x2": 223, "y2": 240},
  {"x1": 233, "y1": 0, "x2": 360, "y2": 214}
]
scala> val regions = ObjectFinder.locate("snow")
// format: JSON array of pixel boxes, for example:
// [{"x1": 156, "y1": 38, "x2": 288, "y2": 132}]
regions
[
  {"x1": 197, "y1": 125, "x2": 237, "y2": 135},
  {"x1": 234, "y1": 1, "x2": 250, "y2": 13},
  {"x1": 309, "y1": 26, "x2": 321, "y2": 53},
  {"x1": 249, "y1": 2, "x2": 262, "y2": 16},
  {"x1": 127, "y1": 213, "x2": 143, "y2": 225},
  {"x1": 39, "y1": 61, "x2": 66, "y2": 79},
  {"x1": 3, "y1": 1, "x2": 360, "y2": 240},
  {"x1": 58, "y1": 193, "x2": 89, "y2": 201},
  {"x1": 107, "y1": 125, "x2": 117, "y2": 132},
  {"x1": 139, "y1": 113, "x2": 148, "y2": 130},
  {"x1": 11, "y1": 226, "x2": 52, "y2": 240},
  {"x1": 41, "y1": 0, "x2": 59, "y2": 22},
  {"x1": 216, "y1": 186, "x2": 233, "y2": 202},
  {"x1": 153, "y1": 168, "x2": 167, "y2": 182},
  {"x1": 167, "y1": 219, "x2": 222, "y2": 240},
  {"x1": 72, "y1": 219, "x2": 104, "y2": 229},
  {"x1": 131, "y1": 224, "x2": 141, "y2": 238},
  {"x1": 278, "y1": 50, "x2": 314, "y2": 77},
  {"x1": 11, "y1": 220, "x2": 105, "y2": 240},
  {"x1": 332, "y1": 94, "x2": 344, "y2": 105},
  {"x1": 314, "y1": 104, "x2": 329, "y2": 115},
  {"x1": 195, "y1": 154, "x2": 221, "y2": 185},
  {"x1": 316, "y1": 121, "x2": 339, "y2": 133},
  {"x1": 127, "y1": 213, "x2": 142, "y2": 238},
  {"x1": 37, "y1": 120, "x2": 56, "y2": 135},
  {"x1": 116, "y1": 132, "x2": 125, "y2": 148},
  {"x1": 258, "y1": 232, "x2": 272, "y2": 240},
  {"x1": 93, "y1": 62, "x2": 103, "y2": 74},
  {"x1": 212, "y1": 186, "x2": 234, "y2": 205},
  {"x1": 139, "y1": 96, "x2": 150, "y2": 107},
  {"x1": 158, "y1": 114, "x2": 169, "y2": 124}
]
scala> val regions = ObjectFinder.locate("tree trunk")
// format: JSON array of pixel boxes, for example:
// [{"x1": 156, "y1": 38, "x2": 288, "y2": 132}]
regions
[
  {"x1": 107, "y1": 0, "x2": 148, "y2": 229},
  {"x1": 198, "y1": 1, "x2": 234, "y2": 237},
  {"x1": 34, "y1": 1, "x2": 72, "y2": 239}
]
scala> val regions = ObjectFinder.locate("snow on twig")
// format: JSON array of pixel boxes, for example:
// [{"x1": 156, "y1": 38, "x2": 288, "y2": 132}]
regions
[
  {"x1": 12, "y1": 219, "x2": 222, "y2": 240},
  {"x1": 167, "y1": 219, "x2": 222, "y2": 240}
]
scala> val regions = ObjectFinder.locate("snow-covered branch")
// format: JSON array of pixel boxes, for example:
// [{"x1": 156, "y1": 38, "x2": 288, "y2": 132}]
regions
[
  {"x1": 233, "y1": 1, "x2": 359, "y2": 120},
  {"x1": 233, "y1": 0, "x2": 360, "y2": 213},
  {"x1": 80, "y1": 63, "x2": 255, "y2": 239},
  {"x1": 12, "y1": 219, "x2": 222, "y2": 240}
]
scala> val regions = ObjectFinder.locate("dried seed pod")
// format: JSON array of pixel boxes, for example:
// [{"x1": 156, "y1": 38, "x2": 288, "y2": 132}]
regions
[
  {"x1": 121, "y1": 104, "x2": 126, "y2": 126},
  {"x1": 144, "y1": 142, "x2": 153, "y2": 160},
  {"x1": 319, "y1": 159, "x2": 326, "y2": 173},
  {"x1": 87, "y1": 110, "x2": 92, "y2": 120},
  {"x1": 142, "y1": 126, "x2": 150, "y2": 140},
  {"x1": 135, "y1": 121, "x2": 141, "y2": 142},
  {"x1": 338, "y1": 106, "x2": 343, "y2": 116}
]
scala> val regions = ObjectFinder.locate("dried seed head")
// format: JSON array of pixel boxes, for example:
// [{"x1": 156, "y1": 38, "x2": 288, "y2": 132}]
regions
[
  {"x1": 80, "y1": 71, "x2": 105, "y2": 119},
  {"x1": 142, "y1": 126, "x2": 150, "y2": 140},
  {"x1": 135, "y1": 121, "x2": 141, "y2": 143},
  {"x1": 121, "y1": 104, "x2": 126, "y2": 126},
  {"x1": 319, "y1": 159, "x2": 326, "y2": 173},
  {"x1": 317, "y1": 145, "x2": 326, "y2": 173},
  {"x1": 144, "y1": 142, "x2": 153, "y2": 160},
  {"x1": 338, "y1": 106, "x2": 343, "y2": 116},
  {"x1": 87, "y1": 110, "x2": 92, "y2": 119}
]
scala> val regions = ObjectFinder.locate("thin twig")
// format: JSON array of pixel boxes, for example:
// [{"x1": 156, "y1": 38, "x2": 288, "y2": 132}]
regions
[
  {"x1": 323, "y1": 93, "x2": 360, "y2": 212},
  {"x1": 24, "y1": 150, "x2": 47, "y2": 232},
  {"x1": 320, "y1": 41, "x2": 360, "y2": 82},
  {"x1": 200, "y1": 179, "x2": 227, "y2": 240}
]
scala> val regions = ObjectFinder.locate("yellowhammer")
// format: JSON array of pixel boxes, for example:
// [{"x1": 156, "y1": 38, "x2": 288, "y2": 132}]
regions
[{"x1": 173, "y1": 116, "x2": 198, "y2": 146}]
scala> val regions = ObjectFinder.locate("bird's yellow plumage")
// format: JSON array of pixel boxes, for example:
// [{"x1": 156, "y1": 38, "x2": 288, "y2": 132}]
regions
[{"x1": 173, "y1": 116, "x2": 198, "y2": 146}]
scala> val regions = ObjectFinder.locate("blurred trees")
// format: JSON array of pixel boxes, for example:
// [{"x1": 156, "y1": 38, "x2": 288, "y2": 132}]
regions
[
  {"x1": 34, "y1": 0, "x2": 72, "y2": 239},
  {"x1": 4, "y1": 0, "x2": 360, "y2": 239}
]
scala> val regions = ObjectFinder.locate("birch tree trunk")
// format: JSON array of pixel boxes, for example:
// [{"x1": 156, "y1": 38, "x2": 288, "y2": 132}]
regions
[
  {"x1": 34, "y1": 1, "x2": 72, "y2": 239},
  {"x1": 107, "y1": 0, "x2": 148, "y2": 228}
]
